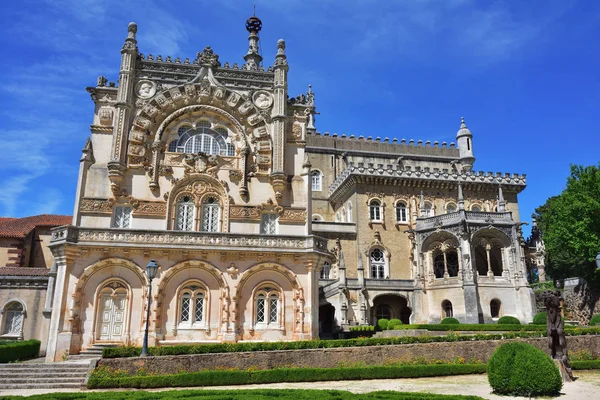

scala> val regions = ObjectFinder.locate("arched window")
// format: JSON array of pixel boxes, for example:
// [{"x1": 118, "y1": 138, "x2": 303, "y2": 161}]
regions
[
  {"x1": 311, "y1": 170, "x2": 322, "y2": 191},
  {"x1": 340, "y1": 207, "x2": 346, "y2": 222},
  {"x1": 433, "y1": 249, "x2": 459, "y2": 278},
  {"x1": 490, "y1": 299, "x2": 501, "y2": 318},
  {"x1": 423, "y1": 201, "x2": 434, "y2": 217},
  {"x1": 370, "y1": 248, "x2": 386, "y2": 279},
  {"x1": 395, "y1": 201, "x2": 408, "y2": 223},
  {"x1": 255, "y1": 287, "x2": 280, "y2": 325},
  {"x1": 168, "y1": 121, "x2": 234, "y2": 156},
  {"x1": 320, "y1": 261, "x2": 331, "y2": 279},
  {"x1": 471, "y1": 204, "x2": 482, "y2": 212},
  {"x1": 1, "y1": 301, "x2": 25, "y2": 337},
  {"x1": 446, "y1": 203, "x2": 457, "y2": 213},
  {"x1": 442, "y1": 300, "x2": 453, "y2": 318},
  {"x1": 201, "y1": 196, "x2": 220, "y2": 232},
  {"x1": 347, "y1": 202, "x2": 353, "y2": 223},
  {"x1": 369, "y1": 199, "x2": 382, "y2": 222},
  {"x1": 175, "y1": 196, "x2": 195, "y2": 231},
  {"x1": 178, "y1": 283, "x2": 207, "y2": 327}
]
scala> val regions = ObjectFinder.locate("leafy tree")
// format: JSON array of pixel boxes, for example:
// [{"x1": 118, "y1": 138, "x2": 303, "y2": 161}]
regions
[{"x1": 533, "y1": 163, "x2": 600, "y2": 284}]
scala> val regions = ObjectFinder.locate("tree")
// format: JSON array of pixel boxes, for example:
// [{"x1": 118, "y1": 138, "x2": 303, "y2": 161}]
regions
[{"x1": 533, "y1": 163, "x2": 600, "y2": 284}]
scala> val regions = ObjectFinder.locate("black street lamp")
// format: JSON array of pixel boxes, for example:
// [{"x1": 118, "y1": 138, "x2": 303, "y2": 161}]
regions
[{"x1": 141, "y1": 259, "x2": 159, "y2": 357}]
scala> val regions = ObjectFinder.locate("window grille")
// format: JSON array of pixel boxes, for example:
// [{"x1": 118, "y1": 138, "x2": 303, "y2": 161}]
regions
[
  {"x1": 176, "y1": 196, "x2": 194, "y2": 231},
  {"x1": 180, "y1": 295, "x2": 190, "y2": 322},
  {"x1": 2, "y1": 302, "x2": 24, "y2": 335},
  {"x1": 260, "y1": 213, "x2": 278, "y2": 235},
  {"x1": 112, "y1": 206, "x2": 132, "y2": 229},
  {"x1": 194, "y1": 294, "x2": 204, "y2": 322},
  {"x1": 201, "y1": 197, "x2": 220, "y2": 232},
  {"x1": 256, "y1": 295, "x2": 265, "y2": 323},
  {"x1": 269, "y1": 295, "x2": 278, "y2": 323}
]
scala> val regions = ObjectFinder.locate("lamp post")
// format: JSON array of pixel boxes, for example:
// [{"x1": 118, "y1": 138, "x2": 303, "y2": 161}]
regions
[
  {"x1": 595, "y1": 252, "x2": 600, "y2": 269},
  {"x1": 141, "y1": 259, "x2": 159, "y2": 357}
]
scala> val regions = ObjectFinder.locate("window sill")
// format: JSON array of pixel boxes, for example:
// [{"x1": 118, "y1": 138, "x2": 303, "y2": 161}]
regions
[
  {"x1": 251, "y1": 324, "x2": 282, "y2": 331},
  {"x1": 177, "y1": 324, "x2": 209, "y2": 331}
]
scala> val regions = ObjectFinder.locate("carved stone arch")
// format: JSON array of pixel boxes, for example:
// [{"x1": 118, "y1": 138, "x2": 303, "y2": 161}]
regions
[
  {"x1": 166, "y1": 174, "x2": 230, "y2": 232},
  {"x1": 156, "y1": 260, "x2": 228, "y2": 333},
  {"x1": 471, "y1": 227, "x2": 512, "y2": 247},
  {"x1": 1, "y1": 298, "x2": 27, "y2": 316},
  {"x1": 421, "y1": 231, "x2": 460, "y2": 253},
  {"x1": 370, "y1": 291, "x2": 411, "y2": 308},
  {"x1": 72, "y1": 258, "x2": 146, "y2": 339},
  {"x1": 234, "y1": 262, "x2": 304, "y2": 333}
]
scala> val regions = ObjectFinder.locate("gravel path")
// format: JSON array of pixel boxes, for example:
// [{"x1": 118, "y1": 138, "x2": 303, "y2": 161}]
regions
[{"x1": 1, "y1": 371, "x2": 599, "y2": 399}]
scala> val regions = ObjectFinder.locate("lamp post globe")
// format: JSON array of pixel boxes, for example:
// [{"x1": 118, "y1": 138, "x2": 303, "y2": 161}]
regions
[
  {"x1": 595, "y1": 252, "x2": 600, "y2": 269},
  {"x1": 141, "y1": 259, "x2": 159, "y2": 356}
]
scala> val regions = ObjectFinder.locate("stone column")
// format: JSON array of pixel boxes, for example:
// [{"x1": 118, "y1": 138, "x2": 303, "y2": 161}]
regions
[{"x1": 270, "y1": 39, "x2": 289, "y2": 200}]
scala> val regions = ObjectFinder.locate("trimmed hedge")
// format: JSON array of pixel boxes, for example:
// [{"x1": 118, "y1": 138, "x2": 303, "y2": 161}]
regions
[
  {"x1": 0, "y1": 389, "x2": 486, "y2": 400},
  {"x1": 394, "y1": 324, "x2": 547, "y2": 332},
  {"x1": 497, "y1": 316, "x2": 520, "y2": 325},
  {"x1": 533, "y1": 312, "x2": 547, "y2": 325},
  {"x1": 88, "y1": 363, "x2": 487, "y2": 389},
  {"x1": 349, "y1": 325, "x2": 375, "y2": 332},
  {"x1": 0, "y1": 340, "x2": 40, "y2": 363},
  {"x1": 571, "y1": 360, "x2": 600, "y2": 370},
  {"x1": 377, "y1": 318, "x2": 390, "y2": 331},
  {"x1": 388, "y1": 319, "x2": 403, "y2": 330},
  {"x1": 441, "y1": 318, "x2": 460, "y2": 324},
  {"x1": 488, "y1": 342, "x2": 562, "y2": 396},
  {"x1": 590, "y1": 314, "x2": 600, "y2": 326},
  {"x1": 103, "y1": 328, "x2": 600, "y2": 358}
]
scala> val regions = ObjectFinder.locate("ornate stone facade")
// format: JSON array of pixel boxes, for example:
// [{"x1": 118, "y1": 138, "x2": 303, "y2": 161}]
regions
[{"x1": 43, "y1": 16, "x2": 328, "y2": 361}]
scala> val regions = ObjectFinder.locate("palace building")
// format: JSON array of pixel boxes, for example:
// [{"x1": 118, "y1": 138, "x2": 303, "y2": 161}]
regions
[{"x1": 0, "y1": 15, "x2": 536, "y2": 361}]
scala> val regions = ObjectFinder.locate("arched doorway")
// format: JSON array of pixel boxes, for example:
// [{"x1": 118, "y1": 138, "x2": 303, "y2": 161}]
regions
[
  {"x1": 95, "y1": 281, "x2": 129, "y2": 342},
  {"x1": 319, "y1": 303, "x2": 336, "y2": 338},
  {"x1": 372, "y1": 294, "x2": 411, "y2": 325}
]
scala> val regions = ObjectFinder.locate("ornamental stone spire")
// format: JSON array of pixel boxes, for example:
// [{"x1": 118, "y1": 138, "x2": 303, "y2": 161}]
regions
[
  {"x1": 244, "y1": 11, "x2": 263, "y2": 70},
  {"x1": 456, "y1": 117, "x2": 475, "y2": 172}
]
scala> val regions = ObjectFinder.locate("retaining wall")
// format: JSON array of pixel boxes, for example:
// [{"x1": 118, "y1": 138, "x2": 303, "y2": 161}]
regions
[{"x1": 98, "y1": 335, "x2": 600, "y2": 375}]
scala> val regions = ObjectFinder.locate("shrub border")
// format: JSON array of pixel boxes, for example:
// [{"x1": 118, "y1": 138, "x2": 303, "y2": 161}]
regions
[
  {"x1": 0, "y1": 340, "x2": 40, "y2": 363},
  {"x1": 88, "y1": 364, "x2": 487, "y2": 389},
  {"x1": 571, "y1": 360, "x2": 600, "y2": 370},
  {"x1": 102, "y1": 328, "x2": 600, "y2": 358}
]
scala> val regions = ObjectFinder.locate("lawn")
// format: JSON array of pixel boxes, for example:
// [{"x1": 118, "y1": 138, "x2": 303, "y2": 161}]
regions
[{"x1": 0, "y1": 389, "x2": 484, "y2": 400}]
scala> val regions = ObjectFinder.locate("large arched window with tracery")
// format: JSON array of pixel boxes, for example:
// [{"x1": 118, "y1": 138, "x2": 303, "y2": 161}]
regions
[
  {"x1": 201, "y1": 196, "x2": 220, "y2": 232},
  {"x1": 433, "y1": 249, "x2": 459, "y2": 278},
  {"x1": 254, "y1": 286, "x2": 280, "y2": 326},
  {"x1": 167, "y1": 120, "x2": 236, "y2": 156},
  {"x1": 178, "y1": 284, "x2": 206, "y2": 327},
  {"x1": 370, "y1": 248, "x2": 386, "y2": 279},
  {"x1": 1, "y1": 301, "x2": 25, "y2": 338},
  {"x1": 175, "y1": 196, "x2": 195, "y2": 231}
]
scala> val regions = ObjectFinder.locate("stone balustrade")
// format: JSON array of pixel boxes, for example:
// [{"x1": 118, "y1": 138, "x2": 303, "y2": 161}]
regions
[
  {"x1": 50, "y1": 225, "x2": 329, "y2": 253},
  {"x1": 416, "y1": 211, "x2": 514, "y2": 232}
]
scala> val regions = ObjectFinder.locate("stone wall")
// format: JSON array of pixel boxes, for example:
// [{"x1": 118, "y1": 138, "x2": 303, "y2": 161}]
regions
[
  {"x1": 562, "y1": 279, "x2": 600, "y2": 325},
  {"x1": 98, "y1": 335, "x2": 600, "y2": 375}
]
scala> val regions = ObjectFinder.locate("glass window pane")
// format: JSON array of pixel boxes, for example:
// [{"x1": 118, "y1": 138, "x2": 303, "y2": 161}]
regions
[
  {"x1": 194, "y1": 295, "x2": 204, "y2": 322},
  {"x1": 180, "y1": 296, "x2": 190, "y2": 322},
  {"x1": 113, "y1": 206, "x2": 132, "y2": 229},
  {"x1": 260, "y1": 214, "x2": 277, "y2": 235},
  {"x1": 269, "y1": 295, "x2": 278, "y2": 323},
  {"x1": 256, "y1": 296, "x2": 265, "y2": 323}
]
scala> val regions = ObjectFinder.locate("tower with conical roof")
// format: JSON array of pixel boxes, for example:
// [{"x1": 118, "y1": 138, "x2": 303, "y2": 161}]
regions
[{"x1": 456, "y1": 117, "x2": 475, "y2": 171}]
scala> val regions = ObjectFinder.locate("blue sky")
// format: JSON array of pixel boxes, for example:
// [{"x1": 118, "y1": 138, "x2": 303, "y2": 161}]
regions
[{"x1": 0, "y1": 0, "x2": 599, "y2": 236}]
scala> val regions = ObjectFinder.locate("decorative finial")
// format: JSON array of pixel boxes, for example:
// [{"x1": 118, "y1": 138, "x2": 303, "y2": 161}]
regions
[{"x1": 244, "y1": 12, "x2": 263, "y2": 70}]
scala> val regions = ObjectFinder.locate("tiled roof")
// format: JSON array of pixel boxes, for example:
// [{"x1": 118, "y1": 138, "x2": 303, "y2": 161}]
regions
[
  {"x1": 0, "y1": 214, "x2": 72, "y2": 238},
  {"x1": 0, "y1": 267, "x2": 49, "y2": 277}
]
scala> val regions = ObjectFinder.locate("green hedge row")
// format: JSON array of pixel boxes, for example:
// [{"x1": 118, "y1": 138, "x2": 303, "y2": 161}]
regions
[
  {"x1": 0, "y1": 389, "x2": 486, "y2": 400},
  {"x1": 103, "y1": 328, "x2": 600, "y2": 358},
  {"x1": 395, "y1": 324, "x2": 549, "y2": 332},
  {"x1": 88, "y1": 364, "x2": 487, "y2": 389},
  {"x1": 571, "y1": 360, "x2": 600, "y2": 370},
  {"x1": 0, "y1": 340, "x2": 40, "y2": 363}
]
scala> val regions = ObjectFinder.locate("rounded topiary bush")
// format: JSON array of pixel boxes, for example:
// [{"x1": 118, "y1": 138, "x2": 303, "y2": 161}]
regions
[
  {"x1": 533, "y1": 312, "x2": 547, "y2": 325},
  {"x1": 387, "y1": 319, "x2": 403, "y2": 330},
  {"x1": 376, "y1": 318, "x2": 389, "y2": 331},
  {"x1": 488, "y1": 342, "x2": 562, "y2": 396},
  {"x1": 497, "y1": 316, "x2": 521, "y2": 325},
  {"x1": 441, "y1": 317, "x2": 460, "y2": 324},
  {"x1": 590, "y1": 314, "x2": 600, "y2": 326}
]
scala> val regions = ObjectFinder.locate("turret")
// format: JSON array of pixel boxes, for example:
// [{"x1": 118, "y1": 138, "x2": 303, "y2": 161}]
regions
[
  {"x1": 456, "y1": 117, "x2": 475, "y2": 172},
  {"x1": 244, "y1": 12, "x2": 263, "y2": 70}
]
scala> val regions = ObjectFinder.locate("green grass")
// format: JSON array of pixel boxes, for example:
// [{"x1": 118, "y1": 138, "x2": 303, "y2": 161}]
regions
[
  {"x1": 0, "y1": 389, "x2": 485, "y2": 400},
  {"x1": 88, "y1": 364, "x2": 487, "y2": 389}
]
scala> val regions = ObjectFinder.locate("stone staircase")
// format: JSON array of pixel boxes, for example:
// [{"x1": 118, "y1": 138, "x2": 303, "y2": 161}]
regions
[
  {"x1": 67, "y1": 343, "x2": 119, "y2": 360},
  {"x1": 0, "y1": 361, "x2": 91, "y2": 390}
]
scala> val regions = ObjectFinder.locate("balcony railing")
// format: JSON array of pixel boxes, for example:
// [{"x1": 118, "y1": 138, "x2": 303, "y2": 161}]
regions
[
  {"x1": 416, "y1": 211, "x2": 513, "y2": 231},
  {"x1": 50, "y1": 225, "x2": 329, "y2": 253}
]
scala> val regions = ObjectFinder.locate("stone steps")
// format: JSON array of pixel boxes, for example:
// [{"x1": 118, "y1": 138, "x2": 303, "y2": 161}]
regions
[{"x1": 0, "y1": 362, "x2": 90, "y2": 390}]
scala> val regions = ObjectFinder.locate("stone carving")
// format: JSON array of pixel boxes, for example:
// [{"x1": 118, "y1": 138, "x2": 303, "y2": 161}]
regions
[
  {"x1": 291, "y1": 122, "x2": 302, "y2": 140},
  {"x1": 79, "y1": 198, "x2": 166, "y2": 216},
  {"x1": 541, "y1": 290, "x2": 575, "y2": 381},
  {"x1": 230, "y1": 205, "x2": 260, "y2": 220},
  {"x1": 226, "y1": 263, "x2": 239, "y2": 279},
  {"x1": 136, "y1": 80, "x2": 156, "y2": 99},
  {"x1": 98, "y1": 107, "x2": 114, "y2": 126},
  {"x1": 196, "y1": 46, "x2": 220, "y2": 67},
  {"x1": 253, "y1": 91, "x2": 273, "y2": 109},
  {"x1": 182, "y1": 153, "x2": 220, "y2": 177}
]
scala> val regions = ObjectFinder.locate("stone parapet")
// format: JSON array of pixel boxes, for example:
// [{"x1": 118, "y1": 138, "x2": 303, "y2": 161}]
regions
[
  {"x1": 49, "y1": 225, "x2": 329, "y2": 254},
  {"x1": 416, "y1": 211, "x2": 513, "y2": 231}
]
